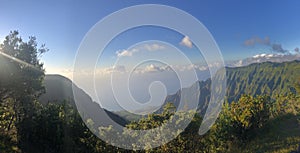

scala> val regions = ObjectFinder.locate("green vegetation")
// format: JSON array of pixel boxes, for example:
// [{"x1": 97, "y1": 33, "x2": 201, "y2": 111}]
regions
[
  {"x1": 208, "y1": 94, "x2": 300, "y2": 152},
  {"x1": 163, "y1": 61, "x2": 300, "y2": 116},
  {"x1": 226, "y1": 61, "x2": 300, "y2": 102},
  {"x1": 0, "y1": 31, "x2": 300, "y2": 152}
]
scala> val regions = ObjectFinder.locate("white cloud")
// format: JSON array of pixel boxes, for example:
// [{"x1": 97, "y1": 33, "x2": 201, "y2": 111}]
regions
[
  {"x1": 144, "y1": 64, "x2": 163, "y2": 72},
  {"x1": 144, "y1": 44, "x2": 165, "y2": 51},
  {"x1": 115, "y1": 43, "x2": 166, "y2": 57},
  {"x1": 175, "y1": 64, "x2": 208, "y2": 72},
  {"x1": 116, "y1": 50, "x2": 133, "y2": 57},
  {"x1": 141, "y1": 64, "x2": 171, "y2": 73},
  {"x1": 134, "y1": 64, "x2": 209, "y2": 73},
  {"x1": 131, "y1": 64, "x2": 172, "y2": 74},
  {"x1": 180, "y1": 36, "x2": 193, "y2": 48}
]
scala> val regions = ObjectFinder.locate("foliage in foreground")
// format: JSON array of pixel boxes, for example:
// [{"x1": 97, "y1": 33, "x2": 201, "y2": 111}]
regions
[{"x1": 1, "y1": 93, "x2": 299, "y2": 153}]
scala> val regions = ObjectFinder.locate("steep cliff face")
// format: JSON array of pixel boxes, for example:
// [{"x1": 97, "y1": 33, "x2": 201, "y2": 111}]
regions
[{"x1": 165, "y1": 60, "x2": 300, "y2": 114}]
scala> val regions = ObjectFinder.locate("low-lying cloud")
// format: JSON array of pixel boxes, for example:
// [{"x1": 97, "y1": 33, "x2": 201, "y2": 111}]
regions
[
  {"x1": 228, "y1": 53, "x2": 300, "y2": 67},
  {"x1": 101, "y1": 65, "x2": 126, "y2": 74}
]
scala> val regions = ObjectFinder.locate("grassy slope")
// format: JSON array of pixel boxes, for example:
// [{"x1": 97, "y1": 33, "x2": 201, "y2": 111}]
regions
[{"x1": 245, "y1": 113, "x2": 300, "y2": 153}]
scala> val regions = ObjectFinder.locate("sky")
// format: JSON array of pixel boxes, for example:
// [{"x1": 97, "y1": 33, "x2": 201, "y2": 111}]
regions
[{"x1": 1, "y1": 0, "x2": 300, "y2": 110}]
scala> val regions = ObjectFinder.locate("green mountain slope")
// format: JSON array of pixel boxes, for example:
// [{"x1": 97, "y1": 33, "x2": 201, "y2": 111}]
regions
[
  {"x1": 165, "y1": 60, "x2": 300, "y2": 114},
  {"x1": 226, "y1": 61, "x2": 300, "y2": 102}
]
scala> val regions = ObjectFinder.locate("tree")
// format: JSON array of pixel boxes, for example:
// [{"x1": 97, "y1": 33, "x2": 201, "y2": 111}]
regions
[
  {"x1": 0, "y1": 30, "x2": 48, "y2": 150},
  {"x1": 296, "y1": 78, "x2": 300, "y2": 95},
  {"x1": 228, "y1": 95, "x2": 271, "y2": 142}
]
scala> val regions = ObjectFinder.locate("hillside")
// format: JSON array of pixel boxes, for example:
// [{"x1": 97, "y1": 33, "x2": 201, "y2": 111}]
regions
[
  {"x1": 163, "y1": 60, "x2": 300, "y2": 115},
  {"x1": 226, "y1": 61, "x2": 300, "y2": 102},
  {"x1": 39, "y1": 75, "x2": 128, "y2": 127}
]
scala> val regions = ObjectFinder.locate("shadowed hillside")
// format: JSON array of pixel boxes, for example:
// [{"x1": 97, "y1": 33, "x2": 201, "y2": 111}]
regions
[{"x1": 39, "y1": 74, "x2": 128, "y2": 127}]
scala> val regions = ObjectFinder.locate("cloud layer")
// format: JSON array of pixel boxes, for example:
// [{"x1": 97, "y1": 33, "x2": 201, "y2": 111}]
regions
[
  {"x1": 228, "y1": 53, "x2": 300, "y2": 67},
  {"x1": 101, "y1": 65, "x2": 126, "y2": 74}
]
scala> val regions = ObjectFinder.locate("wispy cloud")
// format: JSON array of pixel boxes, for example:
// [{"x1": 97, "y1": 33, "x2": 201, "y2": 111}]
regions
[
  {"x1": 173, "y1": 64, "x2": 208, "y2": 72},
  {"x1": 137, "y1": 64, "x2": 211, "y2": 74},
  {"x1": 115, "y1": 43, "x2": 165, "y2": 57},
  {"x1": 116, "y1": 49, "x2": 138, "y2": 57},
  {"x1": 132, "y1": 64, "x2": 171, "y2": 74},
  {"x1": 97, "y1": 65, "x2": 126, "y2": 75},
  {"x1": 144, "y1": 44, "x2": 165, "y2": 51},
  {"x1": 244, "y1": 36, "x2": 270, "y2": 46},
  {"x1": 116, "y1": 50, "x2": 131, "y2": 57},
  {"x1": 271, "y1": 43, "x2": 288, "y2": 53},
  {"x1": 243, "y1": 36, "x2": 296, "y2": 54},
  {"x1": 180, "y1": 36, "x2": 193, "y2": 48}
]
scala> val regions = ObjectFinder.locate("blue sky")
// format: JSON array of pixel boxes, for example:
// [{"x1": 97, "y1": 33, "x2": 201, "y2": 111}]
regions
[{"x1": 1, "y1": 0, "x2": 300, "y2": 76}]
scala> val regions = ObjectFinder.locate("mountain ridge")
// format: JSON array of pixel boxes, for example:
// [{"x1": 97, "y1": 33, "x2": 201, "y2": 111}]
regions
[
  {"x1": 39, "y1": 74, "x2": 128, "y2": 127},
  {"x1": 164, "y1": 60, "x2": 300, "y2": 115}
]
